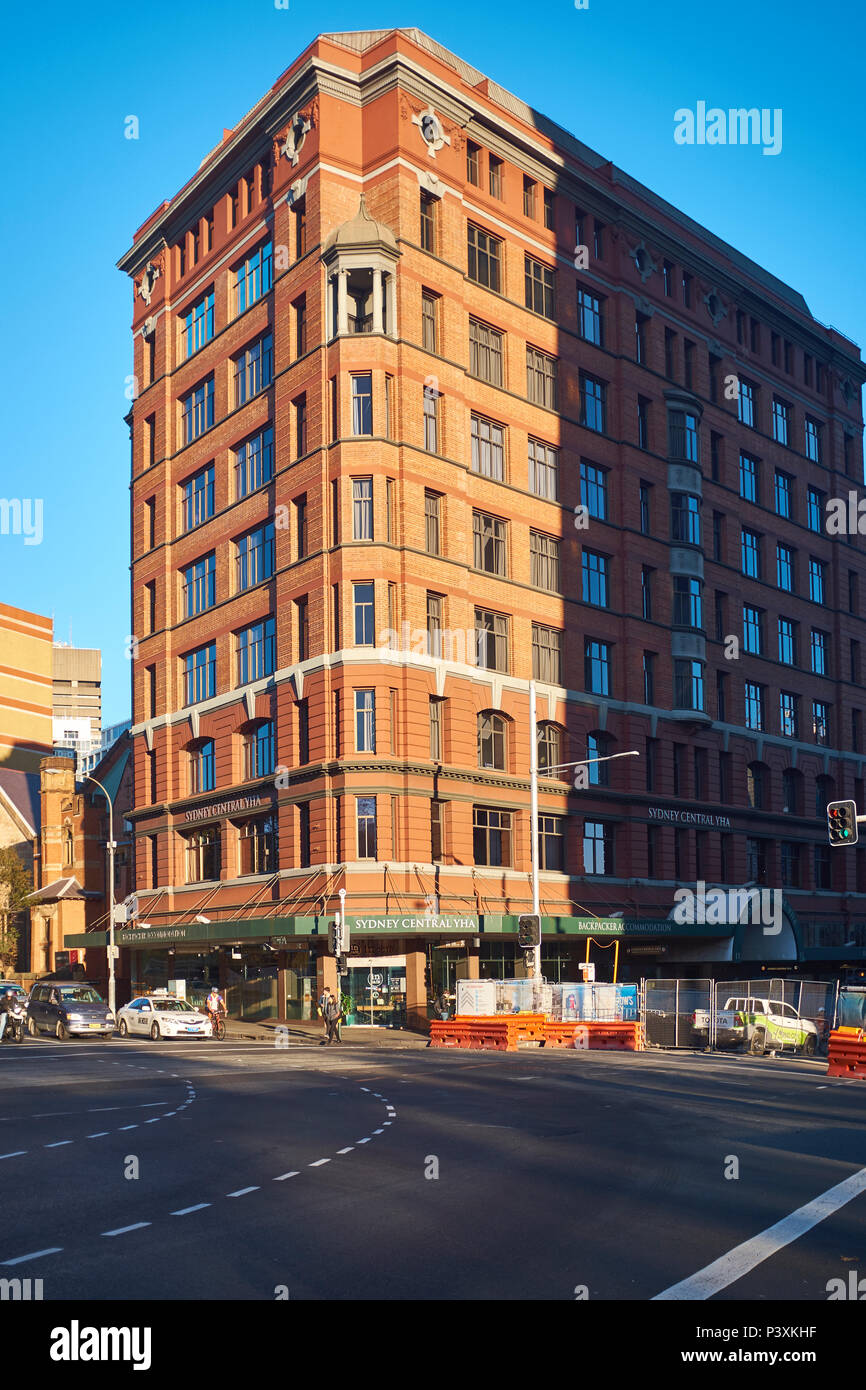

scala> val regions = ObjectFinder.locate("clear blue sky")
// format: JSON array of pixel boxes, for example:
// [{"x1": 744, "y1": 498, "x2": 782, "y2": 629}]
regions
[{"x1": 1, "y1": 0, "x2": 863, "y2": 724}]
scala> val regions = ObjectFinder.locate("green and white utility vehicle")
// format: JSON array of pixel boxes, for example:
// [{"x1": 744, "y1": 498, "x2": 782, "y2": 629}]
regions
[{"x1": 692, "y1": 996, "x2": 819, "y2": 1055}]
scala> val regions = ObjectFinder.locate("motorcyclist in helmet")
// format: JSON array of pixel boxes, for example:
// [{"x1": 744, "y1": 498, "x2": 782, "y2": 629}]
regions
[{"x1": 0, "y1": 988, "x2": 17, "y2": 1043}]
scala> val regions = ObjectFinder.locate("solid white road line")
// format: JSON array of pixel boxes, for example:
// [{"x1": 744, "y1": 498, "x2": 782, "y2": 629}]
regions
[
  {"x1": 654, "y1": 1164, "x2": 866, "y2": 1300},
  {"x1": 1, "y1": 1247, "x2": 63, "y2": 1266},
  {"x1": 172, "y1": 1204, "x2": 211, "y2": 1216},
  {"x1": 227, "y1": 1186, "x2": 260, "y2": 1197},
  {"x1": 273, "y1": 1171, "x2": 300, "y2": 1181},
  {"x1": 102, "y1": 1223, "x2": 151, "y2": 1237},
  {"x1": 309, "y1": 1158, "x2": 330, "y2": 1167}
]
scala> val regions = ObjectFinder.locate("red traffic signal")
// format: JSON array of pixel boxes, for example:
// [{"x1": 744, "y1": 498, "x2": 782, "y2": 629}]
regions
[{"x1": 827, "y1": 800, "x2": 858, "y2": 847}]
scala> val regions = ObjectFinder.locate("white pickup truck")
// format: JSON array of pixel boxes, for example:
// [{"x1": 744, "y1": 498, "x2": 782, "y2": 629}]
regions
[{"x1": 692, "y1": 996, "x2": 819, "y2": 1055}]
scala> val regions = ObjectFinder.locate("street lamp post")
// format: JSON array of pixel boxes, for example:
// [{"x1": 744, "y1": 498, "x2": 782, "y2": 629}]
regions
[
  {"x1": 528, "y1": 679, "x2": 640, "y2": 981},
  {"x1": 82, "y1": 773, "x2": 117, "y2": 1018}
]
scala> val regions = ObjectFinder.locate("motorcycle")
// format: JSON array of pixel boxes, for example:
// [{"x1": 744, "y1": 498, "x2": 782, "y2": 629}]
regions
[{"x1": 1, "y1": 1000, "x2": 26, "y2": 1044}]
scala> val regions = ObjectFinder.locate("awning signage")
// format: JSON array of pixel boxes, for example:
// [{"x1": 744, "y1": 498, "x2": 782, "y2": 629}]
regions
[{"x1": 348, "y1": 915, "x2": 479, "y2": 933}]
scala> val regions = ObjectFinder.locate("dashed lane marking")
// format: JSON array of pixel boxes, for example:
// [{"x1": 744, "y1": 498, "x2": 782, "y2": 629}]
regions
[
  {"x1": 309, "y1": 1158, "x2": 330, "y2": 1167},
  {"x1": 227, "y1": 1186, "x2": 260, "y2": 1197},
  {"x1": 0, "y1": 1151, "x2": 27, "y2": 1160},
  {"x1": 357, "y1": 1138, "x2": 371, "y2": 1144},
  {"x1": 101, "y1": 1223, "x2": 151, "y2": 1238},
  {"x1": 1, "y1": 1247, "x2": 63, "y2": 1266},
  {"x1": 44, "y1": 1141, "x2": 72, "y2": 1148},
  {"x1": 273, "y1": 1172, "x2": 300, "y2": 1181},
  {"x1": 172, "y1": 1204, "x2": 211, "y2": 1216},
  {"x1": 87, "y1": 1132, "x2": 109, "y2": 1139},
  {"x1": 337, "y1": 1147, "x2": 354, "y2": 1154}
]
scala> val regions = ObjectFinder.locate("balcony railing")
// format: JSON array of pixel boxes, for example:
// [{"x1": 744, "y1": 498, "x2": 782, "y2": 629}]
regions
[{"x1": 348, "y1": 314, "x2": 373, "y2": 334}]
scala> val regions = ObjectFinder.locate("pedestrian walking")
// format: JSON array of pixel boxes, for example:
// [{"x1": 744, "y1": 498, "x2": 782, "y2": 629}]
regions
[
  {"x1": 324, "y1": 991, "x2": 342, "y2": 1044},
  {"x1": 318, "y1": 986, "x2": 330, "y2": 1040}
]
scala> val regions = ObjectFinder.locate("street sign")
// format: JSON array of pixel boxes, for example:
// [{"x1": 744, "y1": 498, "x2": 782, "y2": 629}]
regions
[
  {"x1": 107, "y1": 945, "x2": 120, "y2": 960},
  {"x1": 579, "y1": 962, "x2": 596, "y2": 981},
  {"x1": 828, "y1": 800, "x2": 859, "y2": 846}
]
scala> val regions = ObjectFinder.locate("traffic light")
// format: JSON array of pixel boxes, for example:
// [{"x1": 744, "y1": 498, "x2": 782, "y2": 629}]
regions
[
  {"x1": 828, "y1": 800, "x2": 859, "y2": 847},
  {"x1": 328, "y1": 920, "x2": 344, "y2": 954},
  {"x1": 517, "y1": 914, "x2": 541, "y2": 948},
  {"x1": 522, "y1": 948, "x2": 537, "y2": 974},
  {"x1": 336, "y1": 955, "x2": 349, "y2": 977}
]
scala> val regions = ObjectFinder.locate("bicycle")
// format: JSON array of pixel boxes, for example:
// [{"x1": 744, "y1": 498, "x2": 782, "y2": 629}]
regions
[{"x1": 208, "y1": 1008, "x2": 226, "y2": 1041}]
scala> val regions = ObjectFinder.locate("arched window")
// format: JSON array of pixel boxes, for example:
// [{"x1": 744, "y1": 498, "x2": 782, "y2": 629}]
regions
[
  {"x1": 746, "y1": 761, "x2": 768, "y2": 810},
  {"x1": 587, "y1": 731, "x2": 612, "y2": 786},
  {"x1": 477, "y1": 712, "x2": 507, "y2": 771},
  {"x1": 782, "y1": 768, "x2": 803, "y2": 816},
  {"x1": 537, "y1": 723, "x2": 563, "y2": 778},
  {"x1": 243, "y1": 720, "x2": 275, "y2": 780}
]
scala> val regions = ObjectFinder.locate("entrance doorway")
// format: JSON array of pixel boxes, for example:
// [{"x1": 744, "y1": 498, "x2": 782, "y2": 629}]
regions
[{"x1": 343, "y1": 955, "x2": 406, "y2": 1028}]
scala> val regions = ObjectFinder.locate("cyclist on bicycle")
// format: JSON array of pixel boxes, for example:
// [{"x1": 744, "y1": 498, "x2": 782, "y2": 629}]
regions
[{"x1": 205, "y1": 987, "x2": 225, "y2": 1031}]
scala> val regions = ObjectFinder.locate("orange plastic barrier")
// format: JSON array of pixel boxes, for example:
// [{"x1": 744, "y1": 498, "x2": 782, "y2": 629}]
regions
[
  {"x1": 543, "y1": 1020, "x2": 643, "y2": 1051},
  {"x1": 429, "y1": 1014, "x2": 547, "y2": 1052},
  {"x1": 826, "y1": 1027, "x2": 866, "y2": 1078}
]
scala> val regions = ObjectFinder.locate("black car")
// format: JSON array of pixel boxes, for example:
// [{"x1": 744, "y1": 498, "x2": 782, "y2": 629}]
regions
[{"x1": 27, "y1": 983, "x2": 115, "y2": 1039}]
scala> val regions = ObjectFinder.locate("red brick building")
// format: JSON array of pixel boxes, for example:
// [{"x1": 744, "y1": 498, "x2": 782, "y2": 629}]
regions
[{"x1": 117, "y1": 28, "x2": 866, "y2": 1026}]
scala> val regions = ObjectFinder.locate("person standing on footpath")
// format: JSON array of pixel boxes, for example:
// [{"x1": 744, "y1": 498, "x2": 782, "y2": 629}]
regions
[
  {"x1": 324, "y1": 990, "x2": 342, "y2": 1044},
  {"x1": 318, "y1": 985, "x2": 331, "y2": 1040}
]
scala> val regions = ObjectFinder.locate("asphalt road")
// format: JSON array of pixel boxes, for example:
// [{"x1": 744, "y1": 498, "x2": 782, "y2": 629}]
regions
[{"x1": 1, "y1": 1035, "x2": 864, "y2": 1301}]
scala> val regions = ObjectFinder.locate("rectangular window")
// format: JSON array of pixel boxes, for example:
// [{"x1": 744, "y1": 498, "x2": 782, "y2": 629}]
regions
[
  {"x1": 641, "y1": 566, "x2": 653, "y2": 620},
  {"x1": 682, "y1": 271, "x2": 692, "y2": 307},
  {"x1": 635, "y1": 314, "x2": 647, "y2": 364},
  {"x1": 539, "y1": 814, "x2": 564, "y2": 871},
  {"x1": 741, "y1": 528, "x2": 762, "y2": 579},
  {"x1": 580, "y1": 461, "x2": 607, "y2": 520},
  {"x1": 739, "y1": 453, "x2": 759, "y2": 503},
  {"x1": 780, "y1": 692, "x2": 799, "y2": 739},
  {"x1": 181, "y1": 377, "x2": 214, "y2": 445},
  {"x1": 813, "y1": 701, "x2": 830, "y2": 745},
  {"x1": 807, "y1": 487, "x2": 825, "y2": 533},
  {"x1": 775, "y1": 470, "x2": 792, "y2": 518},
  {"x1": 526, "y1": 346, "x2": 558, "y2": 408},
  {"x1": 471, "y1": 413, "x2": 505, "y2": 479},
  {"x1": 293, "y1": 198, "x2": 306, "y2": 259},
  {"x1": 543, "y1": 188, "x2": 555, "y2": 230},
  {"x1": 710, "y1": 431, "x2": 722, "y2": 481},
  {"x1": 473, "y1": 510, "x2": 507, "y2": 576},
  {"x1": 420, "y1": 192, "x2": 435, "y2": 253},
  {"x1": 183, "y1": 642, "x2": 216, "y2": 706},
  {"x1": 182, "y1": 462, "x2": 215, "y2": 532},
  {"x1": 640, "y1": 482, "x2": 652, "y2": 535},
  {"x1": 525, "y1": 256, "x2": 555, "y2": 318},
  {"x1": 234, "y1": 426, "x2": 274, "y2": 499},
  {"x1": 353, "y1": 583, "x2": 375, "y2": 646},
  {"x1": 530, "y1": 532, "x2": 560, "y2": 591},
  {"x1": 772, "y1": 397, "x2": 790, "y2": 446},
  {"x1": 713, "y1": 512, "x2": 724, "y2": 562},
  {"x1": 744, "y1": 682, "x2": 764, "y2": 731},
  {"x1": 354, "y1": 690, "x2": 376, "y2": 753},
  {"x1": 236, "y1": 617, "x2": 276, "y2": 684},
  {"x1": 295, "y1": 494, "x2": 308, "y2": 560},
  {"x1": 429, "y1": 697, "x2": 443, "y2": 761},
  {"x1": 488, "y1": 154, "x2": 503, "y2": 198},
  {"x1": 673, "y1": 576, "x2": 702, "y2": 629},
  {"x1": 234, "y1": 241, "x2": 273, "y2": 314},
  {"x1": 810, "y1": 629, "x2": 827, "y2": 676},
  {"x1": 189, "y1": 739, "x2": 215, "y2": 795},
  {"x1": 663, "y1": 261, "x2": 673, "y2": 296},
  {"x1": 423, "y1": 384, "x2": 439, "y2": 453},
  {"x1": 583, "y1": 821, "x2": 612, "y2": 876},
  {"x1": 431, "y1": 800, "x2": 445, "y2": 862},
  {"x1": 385, "y1": 376, "x2": 394, "y2": 440},
  {"x1": 184, "y1": 827, "x2": 220, "y2": 884},
  {"x1": 181, "y1": 553, "x2": 215, "y2": 618},
  {"x1": 522, "y1": 175, "x2": 536, "y2": 218},
  {"x1": 529, "y1": 439, "x2": 558, "y2": 500},
  {"x1": 593, "y1": 221, "x2": 605, "y2": 260},
  {"x1": 475, "y1": 608, "x2": 509, "y2": 673},
  {"x1": 298, "y1": 699, "x2": 309, "y2": 763},
  {"x1": 585, "y1": 639, "x2": 611, "y2": 696},
  {"x1": 425, "y1": 491, "x2": 442, "y2": 555},
  {"x1": 664, "y1": 328, "x2": 676, "y2": 380},
  {"x1": 180, "y1": 290, "x2": 214, "y2": 360},
  {"x1": 581, "y1": 549, "x2": 609, "y2": 607},
  {"x1": 777, "y1": 544, "x2": 794, "y2": 592},
  {"x1": 234, "y1": 333, "x2": 273, "y2": 406},
  {"x1": 670, "y1": 493, "x2": 701, "y2": 545},
  {"x1": 468, "y1": 224, "x2": 502, "y2": 292},
  {"x1": 742, "y1": 604, "x2": 763, "y2": 655},
  {"x1": 469, "y1": 318, "x2": 504, "y2": 385},
  {"x1": 244, "y1": 722, "x2": 275, "y2": 780},
  {"x1": 356, "y1": 796, "x2": 377, "y2": 859},
  {"x1": 738, "y1": 379, "x2": 755, "y2": 428},
  {"x1": 638, "y1": 397, "x2": 650, "y2": 450},
  {"x1": 778, "y1": 617, "x2": 796, "y2": 666},
  {"x1": 472, "y1": 805, "x2": 514, "y2": 868},
  {"x1": 294, "y1": 394, "x2": 307, "y2": 458},
  {"x1": 352, "y1": 374, "x2": 373, "y2": 436},
  {"x1": 422, "y1": 291, "x2": 438, "y2": 353},
  {"x1": 579, "y1": 374, "x2": 605, "y2": 433},
  {"x1": 293, "y1": 294, "x2": 307, "y2": 357},
  {"x1": 426, "y1": 593, "x2": 443, "y2": 658},
  {"x1": 668, "y1": 409, "x2": 699, "y2": 462},
  {"x1": 809, "y1": 558, "x2": 826, "y2": 604},
  {"x1": 467, "y1": 140, "x2": 481, "y2": 186},
  {"x1": 352, "y1": 477, "x2": 373, "y2": 541},
  {"x1": 674, "y1": 661, "x2": 704, "y2": 711},
  {"x1": 237, "y1": 814, "x2": 278, "y2": 877},
  {"x1": 236, "y1": 522, "x2": 275, "y2": 592},
  {"x1": 805, "y1": 416, "x2": 822, "y2": 463},
  {"x1": 577, "y1": 287, "x2": 603, "y2": 345},
  {"x1": 643, "y1": 652, "x2": 654, "y2": 705}
]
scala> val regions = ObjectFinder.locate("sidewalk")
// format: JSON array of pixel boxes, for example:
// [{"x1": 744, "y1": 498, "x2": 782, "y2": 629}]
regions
[{"x1": 223, "y1": 1017, "x2": 431, "y2": 1048}]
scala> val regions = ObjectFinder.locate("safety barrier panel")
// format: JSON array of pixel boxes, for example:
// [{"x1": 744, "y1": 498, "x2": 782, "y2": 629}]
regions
[
  {"x1": 429, "y1": 1014, "x2": 547, "y2": 1052},
  {"x1": 543, "y1": 1020, "x2": 643, "y2": 1051},
  {"x1": 826, "y1": 1027, "x2": 866, "y2": 1078}
]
